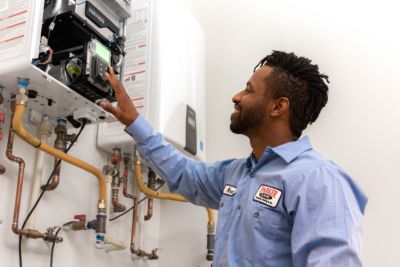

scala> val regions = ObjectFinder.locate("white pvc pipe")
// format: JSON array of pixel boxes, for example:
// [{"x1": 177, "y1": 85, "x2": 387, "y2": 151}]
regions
[
  {"x1": 26, "y1": 116, "x2": 52, "y2": 230},
  {"x1": 104, "y1": 171, "x2": 126, "y2": 252}
]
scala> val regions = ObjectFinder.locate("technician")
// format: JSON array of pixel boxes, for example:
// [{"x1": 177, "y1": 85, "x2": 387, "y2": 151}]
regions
[{"x1": 100, "y1": 51, "x2": 367, "y2": 267}]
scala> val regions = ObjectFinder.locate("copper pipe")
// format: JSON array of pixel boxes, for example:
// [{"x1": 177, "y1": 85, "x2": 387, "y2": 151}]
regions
[
  {"x1": 42, "y1": 120, "x2": 75, "y2": 191},
  {"x1": 129, "y1": 196, "x2": 158, "y2": 259},
  {"x1": 111, "y1": 187, "x2": 125, "y2": 212},
  {"x1": 122, "y1": 153, "x2": 134, "y2": 198},
  {"x1": 6, "y1": 96, "x2": 27, "y2": 236},
  {"x1": 144, "y1": 168, "x2": 156, "y2": 221},
  {"x1": 121, "y1": 154, "x2": 157, "y2": 259},
  {"x1": 110, "y1": 148, "x2": 125, "y2": 212},
  {"x1": 0, "y1": 92, "x2": 5, "y2": 174},
  {"x1": 43, "y1": 162, "x2": 61, "y2": 191},
  {"x1": 129, "y1": 196, "x2": 138, "y2": 254}
]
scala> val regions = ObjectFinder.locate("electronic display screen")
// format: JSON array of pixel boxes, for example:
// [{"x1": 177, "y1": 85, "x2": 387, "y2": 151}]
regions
[
  {"x1": 95, "y1": 40, "x2": 111, "y2": 64},
  {"x1": 188, "y1": 117, "x2": 196, "y2": 127}
]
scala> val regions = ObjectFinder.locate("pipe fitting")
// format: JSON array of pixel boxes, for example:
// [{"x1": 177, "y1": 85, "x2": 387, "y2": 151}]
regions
[
  {"x1": 21, "y1": 229, "x2": 45, "y2": 239},
  {"x1": 44, "y1": 227, "x2": 63, "y2": 243},
  {"x1": 206, "y1": 233, "x2": 215, "y2": 261},
  {"x1": 112, "y1": 188, "x2": 126, "y2": 212},
  {"x1": 111, "y1": 148, "x2": 122, "y2": 166},
  {"x1": 96, "y1": 211, "x2": 107, "y2": 234},
  {"x1": 132, "y1": 248, "x2": 159, "y2": 260},
  {"x1": 94, "y1": 211, "x2": 106, "y2": 249},
  {"x1": 71, "y1": 221, "x2": 88, "y2": 231}
]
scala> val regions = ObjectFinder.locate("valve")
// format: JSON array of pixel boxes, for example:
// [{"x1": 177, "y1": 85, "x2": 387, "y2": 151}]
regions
[{"x1": 74, "y1": 214, "x2": 86, "y2": 222}]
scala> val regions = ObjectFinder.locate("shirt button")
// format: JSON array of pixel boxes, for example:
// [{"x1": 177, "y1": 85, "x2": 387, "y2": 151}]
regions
[
  {"x1": 237, "y1": 205, "x2": 241, "y2": 210},
  {"x1": 250, "y1": 173, "x2": 255, "y2": 178},
  {"x1": 254, "y1": 211, "x2": 259, "y2": 217}
]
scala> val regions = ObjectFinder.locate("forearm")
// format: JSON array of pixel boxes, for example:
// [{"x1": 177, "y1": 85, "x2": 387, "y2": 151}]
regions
[{"x1": 125, "y1": 115, "x2": 227, "y2": 209}]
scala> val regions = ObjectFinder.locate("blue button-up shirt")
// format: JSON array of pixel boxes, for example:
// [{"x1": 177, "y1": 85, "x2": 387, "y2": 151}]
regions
[{"x1": 125, "y1": 115, "x2": 368, "y2": 267}]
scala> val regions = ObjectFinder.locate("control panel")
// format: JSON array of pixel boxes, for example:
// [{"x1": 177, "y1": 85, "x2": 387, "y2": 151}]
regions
[{"x1": 185, "y1": 105, "x2": 197, "y2": 156}]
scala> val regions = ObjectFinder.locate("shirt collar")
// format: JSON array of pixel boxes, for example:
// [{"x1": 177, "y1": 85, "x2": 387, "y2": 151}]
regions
[
  {"x1": 270, "y1": 136, "x2": 312, "y2": 163},
  {"x1": 245, "y1": 136, "x2": 313, "y2": 167}
]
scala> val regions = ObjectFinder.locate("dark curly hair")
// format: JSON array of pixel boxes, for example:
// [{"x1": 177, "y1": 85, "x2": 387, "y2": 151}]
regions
[{"x1": 254, "y1": 51, "x2": 329, "y2": 138}]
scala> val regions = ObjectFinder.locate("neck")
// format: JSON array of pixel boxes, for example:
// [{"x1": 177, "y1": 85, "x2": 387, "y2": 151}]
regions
[{"x1": 247, "y1": 124, "x2": 295, "y2": 161}]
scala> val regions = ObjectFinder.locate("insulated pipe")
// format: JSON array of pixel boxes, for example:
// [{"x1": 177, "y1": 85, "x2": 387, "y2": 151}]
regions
[
  {"x1": 12, "y1": 82, "x2": 107, "y2": 247},
  {"x1": 133, "y1": 153, "x2": 186, "y2": 202},
  {"x1": 133, "y1": 150, "x2": 216, "y2": 259},
  {"x1": 27, "y1": 116, "x2": 52, "y2": 229}
]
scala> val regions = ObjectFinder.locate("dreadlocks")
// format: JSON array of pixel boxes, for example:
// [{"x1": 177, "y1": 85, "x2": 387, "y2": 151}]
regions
[{"x1": 255, "y1": 51, "x2": 329, "y2": 138}]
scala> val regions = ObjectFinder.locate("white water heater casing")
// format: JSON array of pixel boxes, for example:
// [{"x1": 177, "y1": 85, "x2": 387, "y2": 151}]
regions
[
  {"x1": 0, "y1": 0, "x2": 126, "y2": 122},
  {"x1": 97, "y1": 0, "x2": 206, "y2": 160}
]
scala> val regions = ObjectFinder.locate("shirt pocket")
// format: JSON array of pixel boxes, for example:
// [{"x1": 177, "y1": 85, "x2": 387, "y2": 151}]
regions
[
  {"x1": 237, "y1": 201, "x2": 284, "y2": 264},
  {"x1": 215, "y1": 194, "x2": 235, "y2": 240}
]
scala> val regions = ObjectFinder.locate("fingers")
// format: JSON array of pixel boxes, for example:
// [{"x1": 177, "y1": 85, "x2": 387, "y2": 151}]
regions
[
  {"x1": 99, "y1": 101, "x2": 119, "y2": 117},
  {"x1": 105, "y1": 67, "x2": 131, "y2": 102},
  {"x1": 105, "y1": 70, "x2": 120, "y2": 90}
]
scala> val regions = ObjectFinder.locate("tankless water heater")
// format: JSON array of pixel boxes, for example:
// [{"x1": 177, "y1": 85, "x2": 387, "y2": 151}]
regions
[{"x1": 97, "y1": 0, "x2": 206, "y2": 160}]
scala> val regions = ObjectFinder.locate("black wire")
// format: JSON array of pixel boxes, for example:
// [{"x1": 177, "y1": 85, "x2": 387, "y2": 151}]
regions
[
  {"x1": 109, "y1": 183, "x2": 164, "y2": 222},
  {"x1": 18, "y1": 120, "x2": 87, "y2": 267},
  {"x1": 50, "y1": 221, "x2": 74, "y2": 267},
  {"x1": 50, "y1": 227, "x2": 62, "y2": 267}
]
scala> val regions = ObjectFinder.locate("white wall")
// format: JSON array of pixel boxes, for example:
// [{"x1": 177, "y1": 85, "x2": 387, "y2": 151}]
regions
[
  {"x1": 175, "y1": 0, "x2": 400, "y2": 266},
  {"x1": 2, "y1": 1, "x2": 399, "y2": 267},
  {"x1": 0, "y1": 119, "x2": 160, "y2": 267}
]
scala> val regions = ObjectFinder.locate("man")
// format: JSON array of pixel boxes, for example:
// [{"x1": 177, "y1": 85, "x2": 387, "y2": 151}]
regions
[{"x1": 100, "y1": 51, "x2": 367, "y2": 267}]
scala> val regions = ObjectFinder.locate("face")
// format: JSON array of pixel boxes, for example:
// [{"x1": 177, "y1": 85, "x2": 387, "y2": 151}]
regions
[{"x1": 230, "y1": 66, "x2": 274, "y2": 134}]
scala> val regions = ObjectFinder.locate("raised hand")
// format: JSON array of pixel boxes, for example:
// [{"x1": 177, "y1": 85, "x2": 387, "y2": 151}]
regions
[{"x1": 99, "y1": 67, "x2": 138, "y2": 126}]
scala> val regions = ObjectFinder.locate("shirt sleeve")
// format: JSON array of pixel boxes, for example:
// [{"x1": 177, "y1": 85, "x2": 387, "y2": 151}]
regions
[
  {"x1": 124, "y1": 115, "x2": 234, "y2": 209},
  {"x1": 285, "y1": 163, "x2": 368, "y2": 267}
]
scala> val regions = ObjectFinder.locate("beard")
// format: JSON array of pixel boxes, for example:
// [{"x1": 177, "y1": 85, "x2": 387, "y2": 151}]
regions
[{"x1": 230, "y1": 104, "x2": 266, "y2": 134}]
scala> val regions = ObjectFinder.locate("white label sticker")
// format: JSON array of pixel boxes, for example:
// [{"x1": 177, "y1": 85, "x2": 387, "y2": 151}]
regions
[
  {"x1": 253, "y1": 185, "x2": 282, "y2": 208},
  {"x1": 223, "y1": 184, "x2": 237, "y2": 196}
]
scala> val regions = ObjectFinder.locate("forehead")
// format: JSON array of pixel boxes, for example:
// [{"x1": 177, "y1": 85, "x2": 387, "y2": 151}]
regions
[{"x1": 250, "y1": 65, "x2": 274, "y2": 87}]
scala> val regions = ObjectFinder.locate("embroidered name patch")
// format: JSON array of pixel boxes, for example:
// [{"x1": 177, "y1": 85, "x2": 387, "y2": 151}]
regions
[
  {"x1": 253, "y1": 185, "x2": 282, "y2": 208},
  {"x1": 223, "y1": 184, "x2": 237, "y2": 196}
]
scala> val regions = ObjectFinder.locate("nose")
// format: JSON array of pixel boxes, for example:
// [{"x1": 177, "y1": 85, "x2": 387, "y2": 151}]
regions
[{"x1": 232, "y1": 90, "x2": 242, "y2": 104}]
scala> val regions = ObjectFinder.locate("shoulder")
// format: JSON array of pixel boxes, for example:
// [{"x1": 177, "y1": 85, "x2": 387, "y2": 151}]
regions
[{"x1": 284, "y1": 151, "x2": 367, "y2": 214}]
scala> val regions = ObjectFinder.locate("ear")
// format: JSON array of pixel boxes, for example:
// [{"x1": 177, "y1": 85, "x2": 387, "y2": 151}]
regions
[{"x1": 270, "y1": 97, "x2": 290, "y2": 117}]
